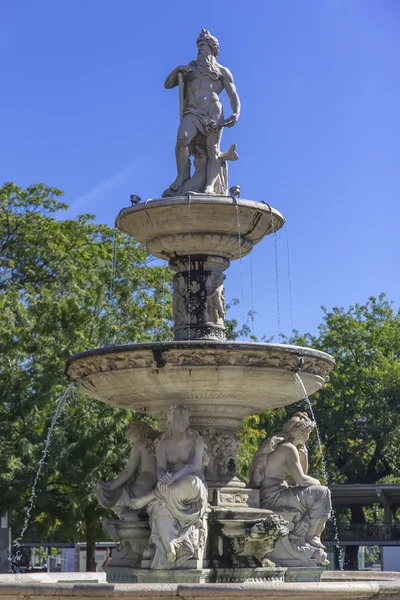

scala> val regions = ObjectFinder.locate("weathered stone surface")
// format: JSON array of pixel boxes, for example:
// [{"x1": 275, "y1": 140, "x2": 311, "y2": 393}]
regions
[
  {"x1": 172, "y1": 268, "x2": 226, "y2": 341},
  {"x1": 101, "y1": 518, "x2": 150, "y2": 569},
  {"x1": 209, "y1": 568, "x2": 286, "y2": 583},
  {"x1": 209, "y1": 508, "x2": 289, "y2": 571},
  {"x1": 104, "y1": 568, "x2": 212, "y2": 584},
  {"x1": 322, "y1": 570, "x2": 400, "y2": 581},
  {"x1": 285, "y1": 567, "x2": 325, "y2": 582},
  {"x1": 210, "y1": 488, "x2": 260, "y2": 506},
  {"x1": 198, "y1": 428, "x2": 240, "y2": 485},
  {"x1": 2, "y1": 577, "x2": 400, "y2": 600}
]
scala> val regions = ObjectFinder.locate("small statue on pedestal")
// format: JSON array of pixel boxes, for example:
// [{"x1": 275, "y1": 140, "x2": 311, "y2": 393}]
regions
[
  {"x1": 96, "y1": 422, "x2": 159, "y2": 518},
  {"x1": 129, "y1": 405, "x2": 209, "y2": 569},
  {"x1": 249, "y1": 412, "x2": 331, "y2": 565},
  {"x1": 163, "y1": 29, "x2": 240, "y2": 197}
]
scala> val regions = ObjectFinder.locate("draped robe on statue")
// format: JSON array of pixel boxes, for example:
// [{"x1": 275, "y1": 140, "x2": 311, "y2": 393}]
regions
[{"x1": 147, "y1": 472, "x2": 208, "y2": 569}]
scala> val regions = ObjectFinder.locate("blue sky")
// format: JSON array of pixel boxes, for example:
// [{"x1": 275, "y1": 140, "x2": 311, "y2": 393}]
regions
[{"x1": 1, "y1": 0, "x2": 399, "y2": 340}]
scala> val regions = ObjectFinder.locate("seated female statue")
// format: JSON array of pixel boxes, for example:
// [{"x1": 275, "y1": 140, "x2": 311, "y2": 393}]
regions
[
  {"x1": 129, "y1": 405, "x2": 208, "y2": 569},
  {"x1": 96, "y1": 421, "x2": 158, "y2": 518},
  {"x1": 249, "y1": 412, "x2": 331, "y2": 551}
]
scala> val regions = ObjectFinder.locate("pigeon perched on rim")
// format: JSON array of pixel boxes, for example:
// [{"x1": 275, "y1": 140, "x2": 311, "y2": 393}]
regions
[{"x1": 229, "y1": 185, "x2": 240, "y2": 198}]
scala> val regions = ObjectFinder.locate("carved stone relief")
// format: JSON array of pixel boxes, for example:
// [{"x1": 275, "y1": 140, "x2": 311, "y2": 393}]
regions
[
  {"x1": 172, "y1": 270, "x2": 226, "y2": 340},
  {"x1": 67, "y1": 346, "x2": 334, "y2": 383},
  {"x1": 197, "y1": 427, "x2": 239, "y2": 483}
]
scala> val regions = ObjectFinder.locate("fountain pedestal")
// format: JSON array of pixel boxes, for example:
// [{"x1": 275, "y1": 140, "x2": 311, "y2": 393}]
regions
[{"x1": 116, "y1": 195, "x2": 284, "y2": 343}]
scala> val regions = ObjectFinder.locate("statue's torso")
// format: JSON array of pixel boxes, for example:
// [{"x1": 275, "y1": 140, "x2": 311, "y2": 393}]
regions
[
  {"x1": 185, "y1": 69, "x2": 224, "y2": 115},
  {"x1": 162, "y1": 431, "x2": 197, "y2": 474},
  {"x1": 259, "y1": 444, "x2": 291, "y2": 488}
]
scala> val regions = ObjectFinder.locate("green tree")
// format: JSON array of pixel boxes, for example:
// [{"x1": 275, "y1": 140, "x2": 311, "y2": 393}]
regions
[
  {"x1": 295, "y1": 295, "x2": 400, "y2": 487},
  {"x1": 295, "y1": 295, "x2": 400, "y2": 569},
  {"x1": 0, "y1": 182, "x2": 172, "y2": 569},
  {"x1": 237, "y1": 294, "x2": 400, "y2": 569}
]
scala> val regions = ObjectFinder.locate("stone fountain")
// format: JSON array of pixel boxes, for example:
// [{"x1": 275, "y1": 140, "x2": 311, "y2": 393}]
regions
[
  {"x1": 2, "y1": 27, "x2": 400, "y2": 600},
  {"x1": 64, "y1": 29, "x2": 336, "y2": 584}
]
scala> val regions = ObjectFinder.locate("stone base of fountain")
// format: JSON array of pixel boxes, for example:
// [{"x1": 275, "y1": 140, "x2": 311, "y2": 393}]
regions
[
  {"x1": 2, "y1": 576, "x2": 400, "y2": 600},
  {"x1": 100, "y1": 502, "x2": 326, "y2": 583},
  {"x1": 105, "y1": 566, "x2": 287, "y2": 584}
]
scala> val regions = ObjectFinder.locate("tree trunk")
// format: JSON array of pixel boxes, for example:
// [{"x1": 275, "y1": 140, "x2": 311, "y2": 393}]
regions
[
  {"x1": 344, "y1": 505, "x2": 365, "y2": 570},
  {"x1": 85, "y1": 509, "x2": 97, "y2": 572}
]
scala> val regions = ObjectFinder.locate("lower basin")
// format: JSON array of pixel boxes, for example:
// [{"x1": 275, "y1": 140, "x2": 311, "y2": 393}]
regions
[{"x1": 66, "y1": 342, "x2": 334, "y2": 428}]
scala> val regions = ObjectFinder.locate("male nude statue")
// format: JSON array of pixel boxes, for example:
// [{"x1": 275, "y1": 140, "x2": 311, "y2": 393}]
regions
[{"x1": 162, "y1": 29, "x2": 241, "y2": 197}]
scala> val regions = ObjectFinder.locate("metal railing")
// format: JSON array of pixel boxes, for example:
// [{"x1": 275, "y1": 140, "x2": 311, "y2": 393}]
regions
[{"x1": 324, "y1": 522, "x2": 400, "y2": 543}]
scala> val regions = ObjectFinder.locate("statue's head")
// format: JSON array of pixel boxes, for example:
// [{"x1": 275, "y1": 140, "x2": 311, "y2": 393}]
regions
[
  {"x1": 126, "y1": 421, "x2": 157, "y2": 444},
  {"x1": 282, "y1": 412, "x2": 315, "y2": 444},
  {"x1": 165, "y1": 404, "x2": 190, "y2": 435},
  {"x1": 197, "y1": 29, "x2": 219, "y2": 58}
]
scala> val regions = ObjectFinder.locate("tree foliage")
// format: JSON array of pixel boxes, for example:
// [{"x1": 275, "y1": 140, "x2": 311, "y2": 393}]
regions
[
  {"x1": 0, "y1": 182, "x2": 172, "y2": 566},
  {"x1": 295, "y1": 295, "x2": 400, "y2": 485},
  {"x1": 2, "y1": 182, "x2": 400, "y2": 571},
  {"x1": 238, "y1": 295, "x2": 400, "y2": 488}
]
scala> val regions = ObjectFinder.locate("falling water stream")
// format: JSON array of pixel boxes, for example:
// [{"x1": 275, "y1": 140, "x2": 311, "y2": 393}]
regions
[
  {"x1": 11, "y1": 383, "x2": 75, "y2": 569},
  {"x1": 109, "y1": 227, "x2": 118, "y2": 300},
  {"x1": 187, "y1": 195, "x2": 192, "y2": 338},
  {"x1": 270, "y1": 209, "x2": 282, "y2": 342},
  {"x1": 294, "y1": 373, "x2": 342, "y2": 564},
  {"x1": 104, "y1": 227, "x2": 119, "y2": 347},
  {"x1": 249, "y1": 252, "x2": 255, "y2": 336},
  {"x1": 285, "y1": 224, "x2": 294, "y2": 334},
  {"x1": 235, "y1": 201, "x2": 245, "y2": 325},
  {"x1": 161, "y1": 261, "x2": 169, "y2": 323}
]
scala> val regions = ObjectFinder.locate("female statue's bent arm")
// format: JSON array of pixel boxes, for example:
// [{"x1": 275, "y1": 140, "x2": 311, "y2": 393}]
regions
[
  {"x1": 105, "y1": 444, "x2": 141, "y2": 491},
  {"x1": 283, "y1": 444, "x2": 320, "y2": 487}
]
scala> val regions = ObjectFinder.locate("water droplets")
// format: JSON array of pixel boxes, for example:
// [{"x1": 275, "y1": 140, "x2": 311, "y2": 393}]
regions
[
  {"x1": 294, "y1": 373, "x2": 341, "y2": 561},
  {"x1": 270, "y1": 209, "x2": 281, "y2": 341},
  {"x1": 11, "y1": 384, "x2": 75, "y2": 570},
  {"x1": 187, "y1": 195, "x2": 192, "y2": 338},
  {"x1": 235, "y1": 201, "x2": 245, "y2": 324},
  {"x1": 285, "y1": 224, "x2": 293, "y2": 334}
]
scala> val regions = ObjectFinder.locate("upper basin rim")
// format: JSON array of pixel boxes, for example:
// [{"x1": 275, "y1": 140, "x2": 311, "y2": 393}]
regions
[
  {"x1": 66, "y1": 341, "x2": 335, "y2": 366},
  {"x1": 115, "y1": 197, "x2": 285, "y2": 223}
]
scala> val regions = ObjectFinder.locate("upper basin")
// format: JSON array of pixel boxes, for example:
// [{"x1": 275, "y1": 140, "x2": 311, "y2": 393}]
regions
[
  {"x1": 66, "y1": 341, "x2": 334, "y2": 428},
  {"x1": 115, "y1": 196, "x2": 285, "y2": 261}
]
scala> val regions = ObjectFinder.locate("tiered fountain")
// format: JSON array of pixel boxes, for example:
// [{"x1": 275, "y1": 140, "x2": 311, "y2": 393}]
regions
[
  {"x1": 65, "y1": 29, "x2": 335, "y2": 584},
  {"x1": 2, "y1": 28, "x2": 399, "y2": 600}
]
